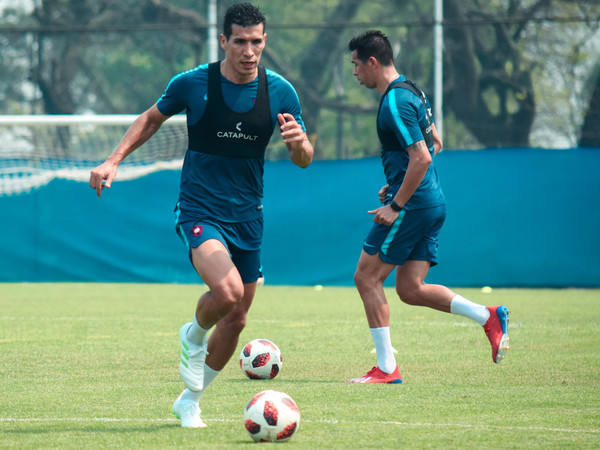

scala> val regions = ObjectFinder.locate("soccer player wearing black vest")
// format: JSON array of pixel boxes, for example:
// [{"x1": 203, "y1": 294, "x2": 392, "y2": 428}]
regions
[
  {"x1": 89, "y1": 3, "x2": 313, "y2": 427},
  {"x1": 347, "y1": 30, "x2": 509, "y2": 384}
]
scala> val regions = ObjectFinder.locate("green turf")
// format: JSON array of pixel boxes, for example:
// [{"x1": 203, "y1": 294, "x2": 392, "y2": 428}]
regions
[{"x1": 0, "y1": 284, "x2": 598, "y2": 448}]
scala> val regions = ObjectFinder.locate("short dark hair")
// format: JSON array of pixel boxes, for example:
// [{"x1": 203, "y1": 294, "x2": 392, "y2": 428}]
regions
[
  {"x1": 348, "y1": 30, "x2": 394, "y2": 66},
  {"x1": 223, "y1": 3, "x2": 266, "y2": 40}
]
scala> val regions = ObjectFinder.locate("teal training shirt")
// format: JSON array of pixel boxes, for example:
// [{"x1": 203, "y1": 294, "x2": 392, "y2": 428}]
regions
[
  {"x1": 157, "y1": 63, "x2": 305, "y2": 222},
  {"x1": 376, "y1": 75, "x2": 446, "y2": 210}
]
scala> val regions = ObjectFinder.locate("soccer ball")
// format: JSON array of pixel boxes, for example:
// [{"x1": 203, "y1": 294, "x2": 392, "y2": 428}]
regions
[
  {"x1": 239, "y1": 339, "x2": 282, "y2": 380},
  {"x1": 243, "y1": 390, "x2": 300, "y2": 442}
]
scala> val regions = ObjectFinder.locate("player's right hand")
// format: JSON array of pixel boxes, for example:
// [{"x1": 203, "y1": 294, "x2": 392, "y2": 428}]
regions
[
  {"x1": 89, "y1": 161, "x2": 118, "y2": 198},
  {"x1": 378, "y1": 184, "x2": 389, "y2": 204}
]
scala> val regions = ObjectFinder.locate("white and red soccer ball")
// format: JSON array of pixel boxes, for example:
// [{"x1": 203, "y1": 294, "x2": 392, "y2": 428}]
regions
[
  {"x1": 243, "y1": 390, "x2": 300, "y2": 442},
  {"x1": 239, "y1": 339, "x2": 282, "y2": 380}
]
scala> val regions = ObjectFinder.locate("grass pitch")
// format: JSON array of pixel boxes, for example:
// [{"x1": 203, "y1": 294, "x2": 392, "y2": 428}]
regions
[{"x1": 0, "y1": 283, "x2": 598, "y2": 448}]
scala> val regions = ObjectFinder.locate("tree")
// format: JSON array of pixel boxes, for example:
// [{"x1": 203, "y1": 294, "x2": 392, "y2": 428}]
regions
[
  {"x1": 1, "y1": 0, "x2": 598, "y2": 154},
  {"x1": 259, "y1": 0, "x2": 366, "y2": 159},
  {"x1": 443, "y1": 0, "x2": 541, "y2": 147}
]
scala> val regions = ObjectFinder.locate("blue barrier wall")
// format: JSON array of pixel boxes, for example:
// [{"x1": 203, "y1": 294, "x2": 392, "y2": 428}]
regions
[{"x1": 1, "y1": 148, "x2": 599, "y2": 287}]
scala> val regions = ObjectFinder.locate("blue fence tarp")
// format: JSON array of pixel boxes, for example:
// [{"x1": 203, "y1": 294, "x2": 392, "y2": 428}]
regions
[{"x1": 1, "y1": 148, "x2": 599, "y2": 287}]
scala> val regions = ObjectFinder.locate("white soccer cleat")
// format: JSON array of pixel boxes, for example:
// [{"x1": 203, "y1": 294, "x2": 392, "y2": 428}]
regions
[
  {"x1": 179, "y1": 322, "x2": 207, "y2": 392},
  {"x1": 172, "y1": 395, "x2": 207, "y2": 428}
]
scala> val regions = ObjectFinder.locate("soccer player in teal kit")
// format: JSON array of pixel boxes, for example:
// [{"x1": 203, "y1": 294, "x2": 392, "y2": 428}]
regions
[
  {"x1": 347, "y1": 30, "x2": 509, "y2": 384},
  {"x1": 89, "y1": 3, "x2": 313, "y2": 427}
]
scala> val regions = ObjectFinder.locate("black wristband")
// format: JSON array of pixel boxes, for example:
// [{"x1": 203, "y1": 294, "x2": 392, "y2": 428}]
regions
[{"x1": 389, "y1": 200, "x2": 402, "y2": 212}]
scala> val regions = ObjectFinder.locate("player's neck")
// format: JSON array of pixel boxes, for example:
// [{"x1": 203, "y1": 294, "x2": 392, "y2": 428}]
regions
[{"x1": 377, "y1": 68, "x2": 401, "y2": 94}]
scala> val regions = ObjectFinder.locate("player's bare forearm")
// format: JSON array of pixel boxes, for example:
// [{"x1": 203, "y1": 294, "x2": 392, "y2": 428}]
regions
[
  {"x1": 432, "y1": 123, "x2": 443, "y2": 156},
  {"x1": 393, "y1": 140, "x2": 430, "y2": 206},
  {"x1": 89, "y1": 104, "x2": 168, "y2": 197},
  {"x1": 369, "y1": 142, "x2": 430, "y2": 226},
  {"x1": 288, "y1": 137, "x2": 314, "y2": 168},
  {"x1": 109, "y1": 104, "x2": 168, "y2": 164}
]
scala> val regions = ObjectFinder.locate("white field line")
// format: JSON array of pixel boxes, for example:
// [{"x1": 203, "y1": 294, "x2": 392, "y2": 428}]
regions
[{"x1": 0, "y1": 417, "x2": 597, "y2": 434}]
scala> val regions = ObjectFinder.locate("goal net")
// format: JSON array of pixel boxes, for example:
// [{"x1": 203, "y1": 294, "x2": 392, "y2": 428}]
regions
[{"x1": 0, "y1": 114, "x2": 188, "y2": 196}]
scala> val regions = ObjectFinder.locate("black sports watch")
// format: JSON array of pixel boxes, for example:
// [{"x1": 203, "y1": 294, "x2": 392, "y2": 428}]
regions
[{"x1": 389, "y1": 200, "x2": 403, "y2": 212}]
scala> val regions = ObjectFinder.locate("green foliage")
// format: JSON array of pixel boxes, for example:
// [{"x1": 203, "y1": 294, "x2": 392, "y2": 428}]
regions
[
  {"x1": 1, "y1": 284, "x2": 599, "y2": 448},
  {"x1": 0, "y1": 0, "x2": 598, "y2": 150},
  {"x1": 85, "y1": 33, "x2": 199, "y2": 114}
]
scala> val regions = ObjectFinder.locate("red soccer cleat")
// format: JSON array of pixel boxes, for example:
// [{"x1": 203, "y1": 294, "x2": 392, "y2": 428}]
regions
[
  {"x1": 348, "y1": 365, "x2": 403, "y2": 384},
  {"x1": 483, "y1": 305, "x2": 510, "y2": 363}
]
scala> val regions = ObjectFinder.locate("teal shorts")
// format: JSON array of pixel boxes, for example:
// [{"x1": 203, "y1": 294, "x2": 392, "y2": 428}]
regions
[
  {"x1": 363, "y1": 204, "x2": 447, "y2": 266},
  {"x1": 175, "y1": 205, "x2": 263, "y2": 283}
]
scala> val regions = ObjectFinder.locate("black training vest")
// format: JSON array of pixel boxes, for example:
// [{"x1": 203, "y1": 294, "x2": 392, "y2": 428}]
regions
[
  {"x1": 187, "y1": 61, "x2": 273, "y2": 158},
  {"x1": 377, "y1": 79, "x2": 434, "y2": 151}
]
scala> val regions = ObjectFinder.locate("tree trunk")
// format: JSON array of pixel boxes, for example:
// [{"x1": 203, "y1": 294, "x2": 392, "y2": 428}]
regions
[
  {"x1": 579, "y1": 65, "x2": 600, "y2": 147},
  {"x1": 294, "y1": 0, "x2": 364, "y2": 157},
  {"x1": 443, "y1": 0, "x2": 536, "y2": 147}
]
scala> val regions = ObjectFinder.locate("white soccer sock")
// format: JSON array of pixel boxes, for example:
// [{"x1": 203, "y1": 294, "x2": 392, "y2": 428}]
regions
[
  {"x1": 178, "y1": 365, "x2": 221, "y2": 404},
  {"x1": 186, "y1": 314, "x2": 210, "y2": 346},
  {"x1": 201, "y1": 365, "x2": 220, "y2": 394},
  {"x1": 450, "y1": 294, "x2": 490, "y2": 325},
  {"x1": 179, "y1": 387, "x2": 202, "y2": 403},
  {"x1": 370, "y1": 327, "x2": 397, "y2": 374}
]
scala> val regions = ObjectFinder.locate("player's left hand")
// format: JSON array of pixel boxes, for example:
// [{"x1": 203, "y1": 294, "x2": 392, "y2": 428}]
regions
[
  {"x1": 278, "y1": 113, "x2": 305, "y2": 145},
  {"x1": 368, "y1": 205, "x2": 399, "y2": 226}
]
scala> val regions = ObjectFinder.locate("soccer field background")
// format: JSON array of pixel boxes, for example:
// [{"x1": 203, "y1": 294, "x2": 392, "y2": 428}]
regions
[{"x1": 1, "y1": 283, "x2": 598, "y2": 448}]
